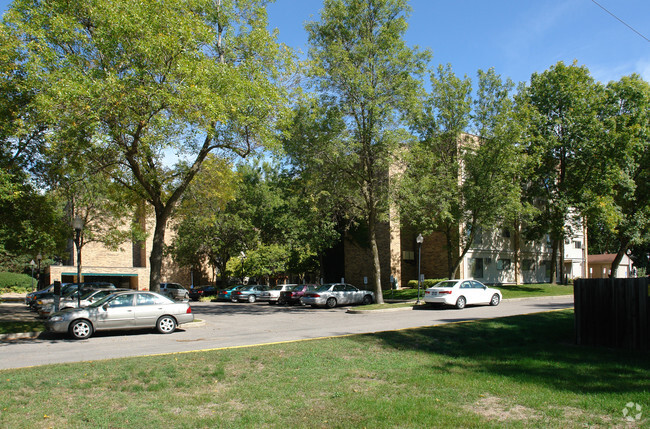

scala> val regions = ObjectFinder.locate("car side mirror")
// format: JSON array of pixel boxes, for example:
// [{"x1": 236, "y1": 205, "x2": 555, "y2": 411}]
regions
[
  {"x1": 483, "y1": 286, "x2": 487, "y2": 290},
  {"x1": 102, "y1": 304, "x2": 109, "y2": 310}
]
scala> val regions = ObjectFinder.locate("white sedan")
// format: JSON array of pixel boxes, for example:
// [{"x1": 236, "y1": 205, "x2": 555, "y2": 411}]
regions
[
  {"x1": 424, "y1": 279, "x2": 501, "y2": 309},
  {"x1": 301, "y1": 283, "x2": 374, "y2": 308}
]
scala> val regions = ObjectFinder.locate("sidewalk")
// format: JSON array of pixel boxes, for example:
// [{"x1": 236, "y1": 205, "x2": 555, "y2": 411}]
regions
[{"x1": 0, "y1": 295, "x2": 44, "y2": 340}]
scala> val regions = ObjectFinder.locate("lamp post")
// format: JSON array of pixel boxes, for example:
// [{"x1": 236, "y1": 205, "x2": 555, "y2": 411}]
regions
[
  {"x1": 72, "y1": 217, "x2": 84, "y2": 283},
  {"x1": 30, "y1": 259, "x2": 36, "y2": 291},
  {"x1": 36, "y1": 253, "x2": 42, "y2": 290},
  {"x1": 239, "y1": 251, "x2": 246, "y2": 283},
  {"x1": 73, "y1": 217, "x2": 84, "y2": 308},
  {"x1": 416, "y1": 233, "x2": 424, "y2": 304}
]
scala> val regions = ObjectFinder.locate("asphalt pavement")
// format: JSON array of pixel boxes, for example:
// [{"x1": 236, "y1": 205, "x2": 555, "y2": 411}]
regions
[{"x1": 0, "y1": 295, "x2": 574, "y2": 370}]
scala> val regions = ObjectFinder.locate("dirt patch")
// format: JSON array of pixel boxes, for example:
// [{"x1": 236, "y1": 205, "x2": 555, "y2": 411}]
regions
[{"x1": 474, "y1": 395, "x2": 541, "y2": 423}]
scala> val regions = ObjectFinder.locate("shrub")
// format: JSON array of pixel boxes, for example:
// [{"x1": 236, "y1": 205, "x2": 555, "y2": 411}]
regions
[
  {"x1": 0, "y1": 272, "x2": 36, "y2": 294},
  {"x1": 406, "y1": 278, "x2": 448, "y2": 289}
]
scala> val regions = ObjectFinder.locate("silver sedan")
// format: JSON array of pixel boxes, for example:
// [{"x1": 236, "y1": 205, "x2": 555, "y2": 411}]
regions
[
  {"x1": 301, "y1": 283, "x2": 374, "y2": 308},
  {"x1": 46, "y1": 290, "x2": 194, "y2": 339}
]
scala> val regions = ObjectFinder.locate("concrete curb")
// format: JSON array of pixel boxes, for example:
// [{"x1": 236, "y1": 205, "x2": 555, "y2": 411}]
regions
[
  {"x1": 0, "y1": 331, "x2": 42, "y2": 341},
  {"x1": 346, "y1": 295, "x2": 574, "y2": 314},
  {"x1": 0, "y1": 319, "x2": 206, "y2": 342}
]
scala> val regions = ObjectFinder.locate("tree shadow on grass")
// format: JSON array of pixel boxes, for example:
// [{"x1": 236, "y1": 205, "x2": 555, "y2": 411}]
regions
[{"x1": 356, "y1": 311, "x2": 650, "y2": 396}]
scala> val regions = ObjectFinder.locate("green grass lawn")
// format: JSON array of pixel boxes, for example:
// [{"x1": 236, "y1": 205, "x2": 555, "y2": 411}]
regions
[
  {"x1": 0, "y1": 321, "x2": 44, "y2": 335},
  {"x1": 0, "y1": 310, "x2": 647, "y2": 428}
]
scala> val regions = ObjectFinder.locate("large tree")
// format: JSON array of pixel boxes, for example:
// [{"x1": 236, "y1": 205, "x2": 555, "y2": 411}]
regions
[
  {"x1": 5, "y1": 0, "x2": 290, "y2": 290},
  {"x1": 304, "y1": 0, "x2": 429, "y2": 303},
  {"x1": 520, "y1": 61, "x2": 605, "y2": 284},
  {"x1": 593, "y1": 74, "x2": 650, "y2": 276},
  {"x1": 0, "y1": 22, "x2": 67, "y2": 269},
  {"x1": 398, "y1": 66, "x2": 522, "y2": 279}
]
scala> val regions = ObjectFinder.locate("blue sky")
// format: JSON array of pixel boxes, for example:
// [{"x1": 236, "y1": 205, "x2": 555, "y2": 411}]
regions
[{"x1": 2, "y1": 0, "x2": 649, "y2": 85}]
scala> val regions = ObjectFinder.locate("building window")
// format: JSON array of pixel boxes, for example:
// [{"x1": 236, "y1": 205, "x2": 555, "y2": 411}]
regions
[
  {"x1": 522, "y1": 259, "x2": 535, "y2": 271},
  {"x1": 497, "y1": 259, "x2": 511, "y2": 271},
  {"x1": 573, "y1": 241, "x2": 582, "y2": 249},
  {"x1": 402, "y1": 251, "x2": 415, "y2": 261},
  {"x1": 502, "y1": 229, "x2": 511, "y2": 238},
  {"x1": 470, "y1": 258, "x2": 484, "y2": 278},
  {"x1": 543, "y1": 260, "x2": 552, "y2": 279}
]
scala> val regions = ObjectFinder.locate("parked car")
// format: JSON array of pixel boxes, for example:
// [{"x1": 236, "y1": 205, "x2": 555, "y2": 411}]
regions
[
  {"x1": 188, "y1": 286, "x2": 219, "y2": 301},
  {"x1": 217, "y1": 285, "x2": 245, "y2": 301},
  {"x1": 25, "y1": 283, "x2": 60, "y2": 306},
  {"x1": 32, "y1": 282, "x2": 116, "y2": 311},
  {"x1": 423, "y1": 279, "x2": 501, "y2": 309},
  {"x1": 230, "y1": 285, "x2": 268, "y2": 303},
  {"x1": 259, "y1": 284, "x2": 297, "y2": 304},
  {"x1": 278, "y1": 284, "x2": 318, "y2": 305},
  {"x1": 46, "y1": 290, "x2": 194, "y2": 339},
  {"x1": 159, "y1": 283, "x2": 189, "y2": 301},
  {"x1": 301, "y1": 283, "x2": 374, "y2": 308},
  {"x1": 38, "y1": 288, "x2": 129, "y2": 317}
]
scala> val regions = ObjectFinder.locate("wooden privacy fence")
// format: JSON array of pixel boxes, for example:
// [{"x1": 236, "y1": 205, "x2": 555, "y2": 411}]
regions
[{"x1": 574, "y1": 278, "x2": 649, "y2": 350}]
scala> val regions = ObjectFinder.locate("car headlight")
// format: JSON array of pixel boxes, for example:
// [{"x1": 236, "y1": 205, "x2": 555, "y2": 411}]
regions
[{"x1": 49, "y1": 315, "x2": 64, "y2": 322}]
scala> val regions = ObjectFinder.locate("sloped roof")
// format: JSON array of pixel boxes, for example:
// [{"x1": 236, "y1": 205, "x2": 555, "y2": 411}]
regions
[{"x1": 588, "y1": 253, "x2": 628, "y2": 264}]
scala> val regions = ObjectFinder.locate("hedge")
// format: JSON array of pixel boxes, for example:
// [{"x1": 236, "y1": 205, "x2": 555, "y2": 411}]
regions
[
  {"x1": 0, "y1": 272, "x2": 36, "y2": 294},
  {"x1": 406, "y1": 278, "x2": 448, "y2": 289}
]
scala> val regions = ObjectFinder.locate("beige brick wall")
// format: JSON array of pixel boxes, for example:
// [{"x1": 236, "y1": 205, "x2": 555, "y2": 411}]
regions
[
  {"x1": 48, "y1": 213, "x2": 191, "y2": 290},
  {"x1": 343, "y1": 221, "x2": 393, "y2": 289}
]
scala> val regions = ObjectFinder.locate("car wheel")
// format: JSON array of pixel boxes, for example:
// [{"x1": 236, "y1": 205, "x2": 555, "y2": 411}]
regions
[
  {"x1": 326, "y1": 297, "x2": 337, "y2": 308},
  {"x1": 248, "y1": 295, "x2": 256, "y2": 303},
  {"x1": 490, "y1": 294, "x2": 500, "y2": 306},
  {"x1": 455, "y1": 296, "x2": 466, "y2": 309},
  {"x1": 156, "y1": 315, "x2": 177, "y2": 334},
  {"x1": 69, "y1": 319, "x2": 93, "y2": 340},
  {"x1": 362, "y1": 295, "x2": 373, "y2": 305}
]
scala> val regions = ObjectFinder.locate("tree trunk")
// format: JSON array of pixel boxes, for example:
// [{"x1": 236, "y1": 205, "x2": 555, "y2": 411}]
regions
[
  {"x1": 560, "y1": 237, "x2": 568, "y2": 285},
  {"x1": 514, "y1": 219, "x2": 521, "y2": 285},
  {"x1": 446, "y1": 225, "x2": 455, "y2": 279},
  {"x1": 550, "y1": 239, "x2": 559, "y2": 284},
  {"x1": 610, "y1": 237, "x2": 630, "y2": 278},
  {"x1": 148, "y1": 206, "x2": 171, "y2": 292},
  {"x1": 368, "y1": 211, "x2": 384, "y2": 304}
]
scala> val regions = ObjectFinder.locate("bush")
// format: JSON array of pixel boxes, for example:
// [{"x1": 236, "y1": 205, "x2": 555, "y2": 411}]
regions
[
  {"x1": 0, "y1": 272, "x2": 36, "y2": 294},
  {"x1": 406, "y1": 278, "x2": 448, "y2": 289}
]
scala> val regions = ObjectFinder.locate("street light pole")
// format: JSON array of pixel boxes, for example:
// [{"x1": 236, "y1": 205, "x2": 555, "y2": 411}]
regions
[
  {"x1": 72, "y1": 217, "x2": 84, "y2": 308},
  {"x1": 72, "y1": 217, "x2": 84, "y2": 283},
  {"x1": 36, "y1": 253, "x2": 42, "y2": 290},
  {"x1": 30, "y1": 259, "x2": 36, "y2": 291},
  {"x1": 416, "y1": 233, "x2": 424, "y2": 304}
]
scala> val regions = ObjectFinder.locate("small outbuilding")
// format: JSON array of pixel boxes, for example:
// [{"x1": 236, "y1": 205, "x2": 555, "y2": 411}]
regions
[{"x1": 587, "y1": 253, "x2": 633, "y2": 278}]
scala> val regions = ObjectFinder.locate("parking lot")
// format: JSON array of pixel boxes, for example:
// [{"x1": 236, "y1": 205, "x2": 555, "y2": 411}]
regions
[{"x1": 0, "y1": 296, "x2": 574, "y2": 369}]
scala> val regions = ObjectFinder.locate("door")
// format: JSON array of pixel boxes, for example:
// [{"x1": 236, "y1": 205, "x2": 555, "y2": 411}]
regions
[
  {"x1": 95, "y1": 293, "x2": 135, "y2": 330},
  {"x1": 471, "y1": 280, "x2": 491, "y2": 304},
  {"x1": 459, "y1": 281, "x2": 479, "y2": 305},
  {"x1": 344, "y1": 284, "x2": 362, "y2": 304},
  {"x1": 134, "y1": 293, "x2": 168, "y2": 327}
]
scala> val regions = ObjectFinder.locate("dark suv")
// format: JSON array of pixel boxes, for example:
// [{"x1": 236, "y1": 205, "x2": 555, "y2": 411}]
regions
[{"x1": 159, "y1": 283, "x2": 189, "y2": 301}]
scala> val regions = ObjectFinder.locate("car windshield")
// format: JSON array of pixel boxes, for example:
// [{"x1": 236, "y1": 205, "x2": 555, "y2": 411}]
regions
[
  {"x1": 80, "y1": 290, "x2": 99, "y2": 300},
  {"x1": 291, "y1": 285, "x2": 304, "y2": 291},
  {"x1": 271, "y1": 285, "x2": 284, "y2": 291},
  {"x1": 88, "y1": 293, "x2": 117, "y2": 308},
  {"x1": 434, "y1": 281, "x2": 458, "y2": 288}
]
